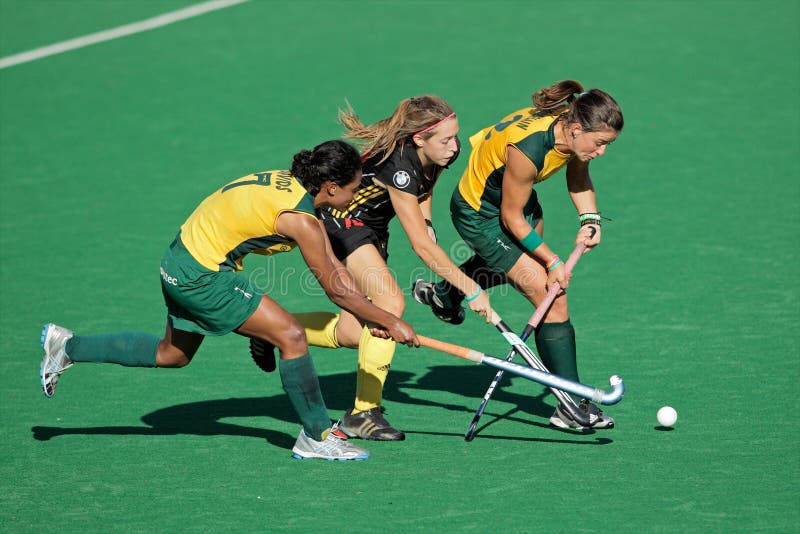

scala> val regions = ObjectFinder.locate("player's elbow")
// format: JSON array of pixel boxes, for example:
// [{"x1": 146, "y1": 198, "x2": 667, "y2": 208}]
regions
[
  {"x1": 500, "y1": 209, "x2": 519, "y2": 234},
  {"x1": 410, "y1": 240, "x2": 433, "y2": 260},
  {"x1": 326, "y1": 289, "x2": 352, "y2": 310}
]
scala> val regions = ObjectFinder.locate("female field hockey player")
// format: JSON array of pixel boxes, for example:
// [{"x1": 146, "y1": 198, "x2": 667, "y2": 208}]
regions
[
  {"x1": 413, "y1": 80, "x2": 624, "y2": 429},
  {"x1": 251, "y1": 96, "x2": 493, "y2": 440},
  {"x1": 39, "y1": 140, "x2": 419, "y2": 461}
]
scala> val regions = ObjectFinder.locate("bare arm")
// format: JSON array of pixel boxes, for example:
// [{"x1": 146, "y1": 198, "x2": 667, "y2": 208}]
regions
[
  {"x1": 500, "y1": 145, "x2": 567, "y2": 287},
  {"x1": 418, "y1": 194, "x2": 433, "y2": 222},
  {"x1": 388, "y1": 187, "x2": 492, "y2": 320},
  {"x1": 500, "y1": 145, "x2": 556, "y2": 263},
  {"x1": 276, "y1": 211, "x2": 418, "y2": 346},
  {"x1": 566, "y1": 158, "x2": 601, "y2": 250},
  {"x1": 418, "y1": 195, "x2": 438, "y2": 244}
]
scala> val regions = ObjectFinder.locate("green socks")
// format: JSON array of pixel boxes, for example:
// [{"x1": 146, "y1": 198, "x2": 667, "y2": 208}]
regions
[
  {"x1": 534, "y1": 321, "x2": 579, "y2": 382},
  {"x1": 278, "y1": 354, "x2": 330, "y2": 441},
  {"x1": 65, "y1": 333, "x2": 159, "y2": 367}
]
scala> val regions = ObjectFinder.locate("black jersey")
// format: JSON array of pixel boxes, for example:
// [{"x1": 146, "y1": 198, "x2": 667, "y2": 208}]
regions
[{"x1": 325, "y1": 139, "x2": 459, "y2": 234}]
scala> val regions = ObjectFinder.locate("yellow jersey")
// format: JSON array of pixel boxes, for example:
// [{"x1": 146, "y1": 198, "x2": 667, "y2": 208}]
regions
[
  {"x1": 458, "y1": 108, "x2": 573, "y2": 218},
  {"x1": 179, "y1": 170, "x2": 316, "y2": 271}
]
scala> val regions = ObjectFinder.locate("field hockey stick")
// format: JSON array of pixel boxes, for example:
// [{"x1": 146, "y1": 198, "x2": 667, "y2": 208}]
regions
[
  {"x1": 417, "y1": 335, "x2": 624, "y2": 405},
  {"x1": 482, "y1": 243, "x2": 590, "y2": 430},
  {"x1": 465, "y1": 244, "x2": 590, "y2": 439}
]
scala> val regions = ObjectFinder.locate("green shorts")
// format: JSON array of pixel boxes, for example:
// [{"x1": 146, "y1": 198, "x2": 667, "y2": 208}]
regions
[
  {"x1": 160, "y1": 236, "x2": 263, "y2": 336},
  {"x1": 450, "y1": 189, "x2": 543, "y2": 274}
]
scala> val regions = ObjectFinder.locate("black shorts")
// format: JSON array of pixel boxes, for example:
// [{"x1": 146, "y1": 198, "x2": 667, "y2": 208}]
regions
[{"x1": 321, "y1": 214, "x2": 389, "y2": 261}]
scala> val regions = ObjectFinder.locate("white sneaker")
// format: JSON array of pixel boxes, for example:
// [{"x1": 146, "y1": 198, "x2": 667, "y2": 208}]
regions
[
  {"x1": 291, "y1": 427, "x2": 370, "y2": 461},
  {"x1": 40, "y1": 323, "x2": 74, "y2": 398}
]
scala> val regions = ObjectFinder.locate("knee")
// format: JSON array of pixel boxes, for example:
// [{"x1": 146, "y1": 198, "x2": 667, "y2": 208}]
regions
[
  {"x1": 275, "y1": 323, "x2": 308, "y2": 355},
  {"x1": 378, "y1": 293, "x2": 405, "y2": 317},
  {"x1": 335, "y1": 319, "x2": 362, "y2": 349},
  {"x1": 548, "y1": 295, "x2": 570, "y2": 321}
]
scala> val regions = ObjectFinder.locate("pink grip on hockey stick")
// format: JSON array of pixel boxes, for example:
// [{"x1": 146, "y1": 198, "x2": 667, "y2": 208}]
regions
[{"x1": 525, "y1": 243, "x2": 586, "y2": 328}]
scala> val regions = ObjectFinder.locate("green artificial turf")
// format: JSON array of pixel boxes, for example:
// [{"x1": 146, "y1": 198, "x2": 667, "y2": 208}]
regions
[{"x1": 1, "y1": 1, "x2": 798, "y2": 531}]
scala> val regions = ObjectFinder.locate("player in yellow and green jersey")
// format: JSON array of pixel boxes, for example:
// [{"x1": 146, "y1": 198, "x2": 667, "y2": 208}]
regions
[
  {"x1": 413, "y1": 80, "x2": 624, "y2": 430},
  {"x1": 39, "y1": 140, "x2": 419, "y2": 461}
]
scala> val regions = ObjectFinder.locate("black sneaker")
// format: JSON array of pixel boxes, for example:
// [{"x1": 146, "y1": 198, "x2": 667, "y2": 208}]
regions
[
  {"x1": 338, "y1": 407, "x2": 406, "y2": 441},
  {"x1": 549, "y1": 399, "x2": 615, "y2": 430},
  {"x1": 580, "y1": 399, "x2": 615, "y2": 429},
  {"x1": 412, "y1": 279, "x2": 465, "y2": 325},
  {"x1": 249, "y1": 337, "x2": 276, "y2": 372}
]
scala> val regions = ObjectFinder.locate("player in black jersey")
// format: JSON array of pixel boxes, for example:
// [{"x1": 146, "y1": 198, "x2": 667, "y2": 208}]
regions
[{"x1": 251, "y1": 96, "x2": 493, "y2": 440}]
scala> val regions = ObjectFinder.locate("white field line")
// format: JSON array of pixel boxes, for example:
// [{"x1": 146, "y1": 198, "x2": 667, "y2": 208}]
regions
[{"x1": 0, "y1": 0, "x2": 249, "y2": 70}]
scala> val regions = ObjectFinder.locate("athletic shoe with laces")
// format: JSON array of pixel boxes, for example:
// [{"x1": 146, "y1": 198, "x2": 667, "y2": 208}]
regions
[
  {"x1": 412, "y1": 279, "x2": 465, "y2": 325},
  {"x1": 40, "y1": 323, "x2": 74, "y2": 398},
  {"x1": 291, "y1": 426, "x2": 370, "y2": 461},
  {"x1": 549, "y1": 399, "x2": 615, "y2": 430},
  {"x1": 338, "y1": 407, "x2": 406, "y2": 441}
]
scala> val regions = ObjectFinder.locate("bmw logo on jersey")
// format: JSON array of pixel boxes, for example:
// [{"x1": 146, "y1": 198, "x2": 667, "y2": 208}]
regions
[{"x1": 392, "y1": 170, "x2": 411, "y2": 189}]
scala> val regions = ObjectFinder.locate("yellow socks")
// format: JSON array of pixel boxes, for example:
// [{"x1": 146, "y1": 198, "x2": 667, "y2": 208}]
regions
[
  {"x1": 294, "y1": 312, "x2": 340, "y2": 349},
  {"x1": 295, "y1": 312, "x2": 395, "y2": 414},
  {"x1": 354, "y1": 325, "x2": 396, "y2": 413}
]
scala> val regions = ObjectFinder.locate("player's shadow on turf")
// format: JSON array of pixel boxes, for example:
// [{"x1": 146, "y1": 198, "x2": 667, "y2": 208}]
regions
[
  {"x1": 32, "y1": 394, "x2": 301, "y2": 449},
  {"x1": 31, "y1": 371, "x2": 411, "y2": 448},
  {"x1": 32, "y1": 367, "x2": 604, "y2": 446}
]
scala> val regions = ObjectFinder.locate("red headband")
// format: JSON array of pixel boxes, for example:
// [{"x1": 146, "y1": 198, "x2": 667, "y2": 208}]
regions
[{"x1": 415, "y1": 112, "x2": 456, "y2": 136}]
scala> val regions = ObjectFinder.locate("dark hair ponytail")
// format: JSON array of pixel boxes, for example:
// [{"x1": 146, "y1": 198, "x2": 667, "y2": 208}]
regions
[
  {"x1": 532, "y1": 80, "x2": 624, "y2": 133},
  {"x1": 291, "y1": 140, "x2": 361, "y2": 196},
  {"x1": 532, "y1": 80, "x2": 585, "y2": 111}
]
